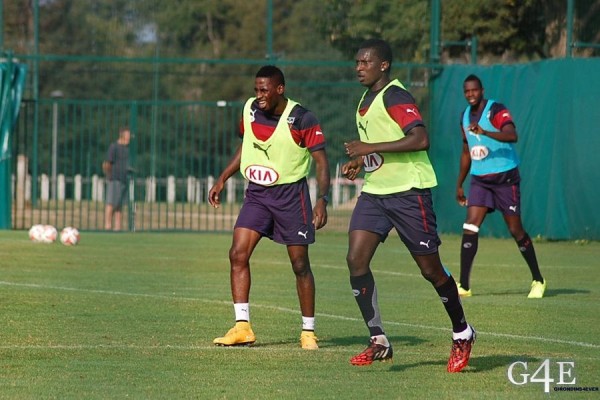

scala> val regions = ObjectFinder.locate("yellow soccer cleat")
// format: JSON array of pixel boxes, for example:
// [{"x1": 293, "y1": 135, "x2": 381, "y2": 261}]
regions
[
  {"x1": 300, "y1": 331, "x2": 319, "y2": 350},
  {"x1": 527, "y1": 280, "x2": 547, "y2": 299},
  {"x1": 457, "y1": 283, "x2": 472, "y2": 298},
  {"x1": 213, "y1": 322, "x2": 256, "y2": 346}
]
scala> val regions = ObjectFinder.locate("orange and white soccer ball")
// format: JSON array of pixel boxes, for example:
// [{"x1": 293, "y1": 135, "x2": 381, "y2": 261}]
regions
[
  {"x1": 41, "y1": 225, "x2": 58, "y2": 243},
  {"x1": 28, "y1": 224, "x2": 45, "y2": 242},
  {"x1": 60, "y1": 227, "x2": 80, "y2": 246}
]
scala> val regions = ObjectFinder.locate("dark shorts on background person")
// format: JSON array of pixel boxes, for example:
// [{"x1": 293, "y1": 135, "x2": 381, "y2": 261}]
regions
[
  {"x1": 349, "y1": 189, "x2": 441, "y2": 255},
  {"x1": 235, "y1": 179, "x2": 315, "y2": 245},
  {"x1": 468, "y1": 167, "x2": 521, "y2": 216},
  {"x1": 106, "y1": 180, "x2": 128, "y2": 210}
]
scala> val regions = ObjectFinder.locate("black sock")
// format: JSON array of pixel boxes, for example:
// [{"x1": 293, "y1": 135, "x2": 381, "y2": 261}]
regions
[
  {"x1": 460, "y1": 233, "x2": 479, "y2": 290},
  {"x1": 517, "y1": 233, "x2": 543, "y2": 282},
  {"x1": 350, "y1": 271, "x2": 384, "y2": 337},
  {"x1": 435, "y1": 276, "x2": 468, "y2": 333}
]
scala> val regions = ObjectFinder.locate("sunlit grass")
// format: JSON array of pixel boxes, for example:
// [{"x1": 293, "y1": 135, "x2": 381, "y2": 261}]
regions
[{"x1": 0, "y1": 231, "x2": 598, "y2": 399}]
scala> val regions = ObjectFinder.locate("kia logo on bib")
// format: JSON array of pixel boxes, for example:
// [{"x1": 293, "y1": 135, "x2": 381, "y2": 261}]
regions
[
  {"x1": 362, "y1": 153, "x2": 384, "y2": 173},
  {"x1": 245, "y1": 165, "x2": 279, "y2": 185},
  {"x1": 470, "y1": 145, "x2": 489, "y2": 160}
]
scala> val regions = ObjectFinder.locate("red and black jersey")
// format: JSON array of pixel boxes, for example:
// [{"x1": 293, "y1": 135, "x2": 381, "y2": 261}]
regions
[
  {"x1": 460, "y1": 100, "x2": 515, "y2": 141},
  {"x1": 358, "y1": 85, "x2": 425, "y2": 133},
  {"x1": 239, "y1": 99, "x2": 326, "y2": 152},
  {"x1": 462, "y1": 100, "x2": 515, "y2": 132}
]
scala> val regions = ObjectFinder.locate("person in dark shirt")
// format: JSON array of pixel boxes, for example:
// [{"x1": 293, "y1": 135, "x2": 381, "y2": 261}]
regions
[{"x1": 103, "y1": 126, "x2": 131, "y2": 231}]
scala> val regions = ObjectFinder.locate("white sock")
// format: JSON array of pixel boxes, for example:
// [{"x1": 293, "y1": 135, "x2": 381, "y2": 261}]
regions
[
  {"x1": 234, "y1": 303, "x2": 250, "y2": 322},
  {"x1": 302, "y1": 316, "x2": 315, "y2": 331},
  {"x1": 371, "y1": 334, "x2": 390, "y2": 347},
  {"x1": 452, "y1": 325, "x2": 473, "y2": 341}
]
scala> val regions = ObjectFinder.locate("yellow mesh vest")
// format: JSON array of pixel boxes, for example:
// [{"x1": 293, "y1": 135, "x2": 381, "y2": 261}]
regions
[
  {"x1": 240, "y1": 98, "x2": 311, "y2": 186},
  {"x1": 356, "y1": 79, "x2": 437, "y2": 194}
]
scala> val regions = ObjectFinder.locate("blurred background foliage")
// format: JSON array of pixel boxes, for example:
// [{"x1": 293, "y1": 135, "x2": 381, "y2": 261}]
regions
[{"x1": 2, "y1": 0, "x2": 599, "y2": 101}]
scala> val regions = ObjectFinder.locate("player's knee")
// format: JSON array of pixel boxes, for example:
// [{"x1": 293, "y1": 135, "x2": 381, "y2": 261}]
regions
[
  {"x1": 415, "y1": 259, "x2": 446, "y2": 285},
  {"x1": 421, "y1": 268, "x2": 448, "y2": 286},
  {"x1": 291, "y1": 260, "x2": 311, "y2": 276},
  {"x1": 420, "y1": 269, "x2": 436, "y2": 284},
  {"x1": 508, "y1": 227, "x2": 525, "y2": 240},
  {"x1": 346, "y1": 252, "x2": 366, "y2": 274},
  {"x1": 228, "y1": 246, "x2": 250, "y2": 266}
]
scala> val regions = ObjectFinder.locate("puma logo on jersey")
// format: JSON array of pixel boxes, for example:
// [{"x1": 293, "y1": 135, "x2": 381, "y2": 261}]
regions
[
  {"x1": 253, "y1": 143, "x2": 272, "y2": 160},
  {"x1": 358, "y1": 120, "x2": 369, "y2": 140},
  {"x1": 468, "y1": 130, "x2": 482, "y2": 141},
  {"x1": 419, "y1": 240, "x2": 431, "y2": 248},
  {"x1": 249, "y1": 108, "x2": 257, "y2": 122},
  {"x1": 298, "y1": 231, "x2": 308, "y2": 239},
  {"x1": 509, "y1": 205, "x2": 517, "y2": 212},
  {"x1": 406, "y1": 107, "x2": 417, "y2": 115}
]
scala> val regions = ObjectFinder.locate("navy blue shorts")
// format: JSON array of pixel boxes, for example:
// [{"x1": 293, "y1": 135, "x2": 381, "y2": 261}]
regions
[
  {"x1": 469, "y1": 168, "x2": 521, "y2": 215},
  {"x1": 235, "y1": 179, "x2": 315, "y2": 245},
  {"x1": 349, "y1": 189, "x2": 441, "y2": 255}
]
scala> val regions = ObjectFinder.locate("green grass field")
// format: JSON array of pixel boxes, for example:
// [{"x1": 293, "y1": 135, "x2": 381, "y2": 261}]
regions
[{"x1": 1, "y1": 230, "x2": 598, "y2": 399}]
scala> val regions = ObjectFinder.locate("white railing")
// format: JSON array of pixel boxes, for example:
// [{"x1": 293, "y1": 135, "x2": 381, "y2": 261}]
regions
[{"x1": 12, "y1": 156, "x2": 363, "y2": 208}]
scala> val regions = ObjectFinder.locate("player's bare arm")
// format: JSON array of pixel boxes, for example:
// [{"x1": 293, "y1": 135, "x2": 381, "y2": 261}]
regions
[
  {"x1": 344, "y1": 125, "x2": 429, "y2": 159},
  {"x1": 208, "y1": 145, "x2": 242, "y2": 208},
  {"x1": 102, "y1": 161, "x2": 112, "y2": 180},
  {"x1": 311, "y1": 148, "x2": 330, "y2": 230},
  {"x1": 456, "y1": 142, "x2": 471, "y2": 206},
  {"x1": 468, "y1": 122, "x2": 518, "y2": 143}
]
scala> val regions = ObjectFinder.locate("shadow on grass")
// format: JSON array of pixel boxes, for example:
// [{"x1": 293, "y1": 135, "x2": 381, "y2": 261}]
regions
[
  {"x1": 389, "y1": 354, "x2": 544, "y2": 373},
  {"x1": 468, "y1": 288, "x2": 589, "y2": 297},
  {"x1": 250, "y1": 335, "x2": 428, "y2": 349},
  {"x1": 539, "y1": 288, "x2": 590, "y2": 297},
  {"x1": 327, "y1": 335, "x2": 428, "y2": 348}
]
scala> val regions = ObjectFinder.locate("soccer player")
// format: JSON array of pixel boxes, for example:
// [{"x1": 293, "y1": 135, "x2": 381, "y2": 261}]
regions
[
  {"x1": 341, "y1": 39, "x2": 475, "y2": 372},
  {"x1": 208, "y1": 65, "x2": 330, "y2": 350},
  {"x1": 455, "y1": 74, "x2": 546, "y2": 299}
]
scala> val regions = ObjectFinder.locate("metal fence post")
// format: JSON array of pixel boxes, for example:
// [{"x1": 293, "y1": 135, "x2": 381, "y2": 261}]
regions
[{"x1": 128, "y1": 101, "x2": 138, "y2": 231}]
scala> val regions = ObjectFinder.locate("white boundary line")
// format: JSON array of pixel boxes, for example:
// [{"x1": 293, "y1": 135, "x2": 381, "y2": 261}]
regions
[{"x1": 1, "y1": 280, "x2": 598, "y2": 350}]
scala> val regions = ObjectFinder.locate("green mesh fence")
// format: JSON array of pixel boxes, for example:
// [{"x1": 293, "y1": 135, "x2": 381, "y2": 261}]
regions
[{"x1": 3, "y1": 1, "x2": 598, "y2": 238}]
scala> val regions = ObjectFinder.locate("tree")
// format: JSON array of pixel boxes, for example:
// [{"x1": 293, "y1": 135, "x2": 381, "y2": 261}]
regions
[
  {"x1": 4, "y1": 0, "x2": 598, "y2": 101},
  {"x1": 319, "y1": 0, "x2": 600, "y2": 63},
  {"x1": 321, "y1": 0, "x2": 430, "y2": 62}
]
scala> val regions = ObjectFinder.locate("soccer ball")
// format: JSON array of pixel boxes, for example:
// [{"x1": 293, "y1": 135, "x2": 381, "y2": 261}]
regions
[
  {"x1": 28, "y1": 224, "x2": 45, "y2": 242},
  {"x1": 40, "y1": 225, "x2": 58, "y2": 243},
  {"x1": 60, "y1": 227, "x2": 80, "y2": 246}
]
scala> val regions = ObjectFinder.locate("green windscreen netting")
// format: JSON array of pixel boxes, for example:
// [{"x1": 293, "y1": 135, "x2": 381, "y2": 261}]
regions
[
  {"x1": 429, "y1": 58, "x2": 600, "y2": 240},
  {"x1": 0, "y1": 61, "x2": 27, "y2": 228}
]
